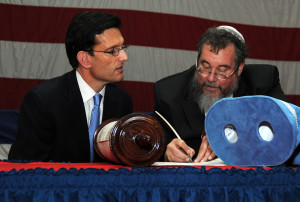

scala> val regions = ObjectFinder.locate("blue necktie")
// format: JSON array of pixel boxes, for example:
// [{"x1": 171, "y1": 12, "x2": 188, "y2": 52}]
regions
[{"x1": 88, "y1": 94, "x2": 102, "y2": 162}]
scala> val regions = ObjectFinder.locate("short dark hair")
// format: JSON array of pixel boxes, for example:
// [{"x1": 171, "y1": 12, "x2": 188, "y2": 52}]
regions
[
  {"x1": 197, "y1": 27, "x2": 248, "y2": 70},
  {"x1": 65, "y1": 11, "x2": 122, "y2": 68}
]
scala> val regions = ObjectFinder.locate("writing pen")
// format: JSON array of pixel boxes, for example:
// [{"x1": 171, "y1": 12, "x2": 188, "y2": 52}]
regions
[{"x1": 155, "y1": 111, "x2": 193, "y2": 162}]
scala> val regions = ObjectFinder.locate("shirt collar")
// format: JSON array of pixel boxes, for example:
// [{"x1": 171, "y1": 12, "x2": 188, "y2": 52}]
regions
[{"x1": 76, "y1": 70, "x2": 106, "y2": 102}]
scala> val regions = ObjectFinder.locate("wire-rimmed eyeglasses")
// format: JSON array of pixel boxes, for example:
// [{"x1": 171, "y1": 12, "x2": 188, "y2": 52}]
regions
[
  {"x1": 85, "y1": 44, "x2": 128, "y2": 56},
  {"x1": 195, "y1": 58, "x2": 237, "y2": 80}
]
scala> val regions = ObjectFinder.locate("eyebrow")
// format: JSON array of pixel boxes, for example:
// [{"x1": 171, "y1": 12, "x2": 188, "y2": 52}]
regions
[
  {"x1": 104, "y1": 42, "x2": 125, "y2": 51},
  {"x1": 94, "y1": 36, "x2": 125, "y2": 50},
  {"x1": 199, "y1": 59, "x2": 232, "y2": 69}
]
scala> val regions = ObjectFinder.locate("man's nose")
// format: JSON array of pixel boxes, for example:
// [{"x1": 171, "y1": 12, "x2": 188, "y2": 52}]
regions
[
  {"x1": 119, "y1": 49, "x2": 128, "y2": 62},
  {"x1": 207, "y1": 71, "x2": 217, "y2": 82}
]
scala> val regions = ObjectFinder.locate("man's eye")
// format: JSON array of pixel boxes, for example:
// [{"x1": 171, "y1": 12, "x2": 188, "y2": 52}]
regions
[{"x1": 217, "y1": 68, "x2": 227, "y2": 73}]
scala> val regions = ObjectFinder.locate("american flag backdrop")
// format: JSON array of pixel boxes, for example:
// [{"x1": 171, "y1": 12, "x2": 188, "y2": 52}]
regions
[{"x1": 1, "y1": 0, "x2": 300, "y2": 112}]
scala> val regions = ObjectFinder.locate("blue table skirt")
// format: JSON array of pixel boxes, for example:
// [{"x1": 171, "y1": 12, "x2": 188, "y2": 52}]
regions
[{"x1": 1, "y1": 166, "x2": 299, "y2": 202}]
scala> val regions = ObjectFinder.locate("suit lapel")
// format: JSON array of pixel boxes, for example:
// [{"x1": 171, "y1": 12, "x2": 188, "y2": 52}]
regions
[
  {"x1": 63, "y1": 70, "x2": 89, "y2": 132},
  {"x1": 180, "y1": 82, "x2": 205, "y2": 133},
  {"x1": 234, "y1": 76, "x2": 247, "y2": 97},
  {"x1": 102, "y1": 84, "x2": 117, "y2": 121}
]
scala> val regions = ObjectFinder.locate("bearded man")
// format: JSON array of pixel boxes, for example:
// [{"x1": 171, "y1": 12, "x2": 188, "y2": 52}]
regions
[{"x1": 153, "y1": 26, "x2": 287, "y2": 162}]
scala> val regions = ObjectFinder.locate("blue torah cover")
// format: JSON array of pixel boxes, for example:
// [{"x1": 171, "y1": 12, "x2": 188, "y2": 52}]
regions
[{"x1": 205, "y1": 95, "x2": 300, "y2": 166}]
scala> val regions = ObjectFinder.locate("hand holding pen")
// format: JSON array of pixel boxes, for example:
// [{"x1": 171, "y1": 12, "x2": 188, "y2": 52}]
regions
[
  {"x1": 164, "y1": 139, "x2": 195, "y2": 162},
  {"x1": 155, "y1": 111, "x2": 194, "y2": 162}
]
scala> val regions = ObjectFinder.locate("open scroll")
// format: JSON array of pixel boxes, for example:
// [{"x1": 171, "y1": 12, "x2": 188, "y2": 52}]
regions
[{"x1": 151, "y1": 157, "x2": 226, "y2": 166}]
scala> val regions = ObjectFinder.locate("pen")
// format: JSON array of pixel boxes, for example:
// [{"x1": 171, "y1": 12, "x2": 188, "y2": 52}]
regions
[{"x1": 155, "y1": 111, "x2": 193, "y2": 162}]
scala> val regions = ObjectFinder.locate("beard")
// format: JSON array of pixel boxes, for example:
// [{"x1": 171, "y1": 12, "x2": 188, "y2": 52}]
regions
[{"x1": 191, "y1": 74, "x2": 239, "y2": 114}]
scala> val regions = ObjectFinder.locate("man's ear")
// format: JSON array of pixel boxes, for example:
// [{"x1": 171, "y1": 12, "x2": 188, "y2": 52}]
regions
[
  {"x1": 237, "y1": 61, "x2": 245, "y2": 76},
  {"x1": 77, "y1": 51, "x2": 91, "y2": 69}
]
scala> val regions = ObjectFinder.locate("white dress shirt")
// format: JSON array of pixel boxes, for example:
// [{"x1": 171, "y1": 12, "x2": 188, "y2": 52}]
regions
[{"x1": 76, "y1": 71, "x2": 105, "y2": 126}]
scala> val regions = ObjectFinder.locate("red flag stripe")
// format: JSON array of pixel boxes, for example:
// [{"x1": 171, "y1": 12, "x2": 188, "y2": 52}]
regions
[
  {"x1": 0, "y1": 77, "x2": 299, "y2": 112},
  {"x1": 0, "y1": 78, "x2": 154, "y2": 111},
  {"x1": 1, "y1": 3, "x2": 299, "y2": 61},
  {"x1": 3, "y1": 1, "x2": 299, "y2": 28}
]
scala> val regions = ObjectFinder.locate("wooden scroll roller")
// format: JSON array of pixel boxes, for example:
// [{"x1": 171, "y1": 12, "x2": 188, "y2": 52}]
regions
[{"x1": 93, "y1": 113, "x2": 165, "y2": 167}]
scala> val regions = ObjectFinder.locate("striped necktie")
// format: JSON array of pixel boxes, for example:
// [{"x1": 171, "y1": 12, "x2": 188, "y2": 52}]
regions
[{"x1": 88, "y1": 94, "x2": 102, "y2": 162}]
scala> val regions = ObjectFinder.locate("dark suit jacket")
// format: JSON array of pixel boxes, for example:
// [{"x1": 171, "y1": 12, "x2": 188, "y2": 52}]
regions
[
  {"x1": 154, "y1": 64, "x2": 287, "y2": 154},
  {"x1": 8, "y1": 70, "x2": 133, "y2": 162}
]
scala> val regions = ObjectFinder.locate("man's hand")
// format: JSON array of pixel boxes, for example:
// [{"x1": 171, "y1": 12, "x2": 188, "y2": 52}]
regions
[
  {"x1": 164, "y1": 138, "x2": 195, "y2": 162},
  {"x1": 194, "y1": 134, "x2": 216, "y2": 163}
]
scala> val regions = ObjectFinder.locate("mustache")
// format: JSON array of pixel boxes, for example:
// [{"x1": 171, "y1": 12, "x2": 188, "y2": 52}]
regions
[{"x1": 202, "y1": 81, "x2": 221, "y2": 89}]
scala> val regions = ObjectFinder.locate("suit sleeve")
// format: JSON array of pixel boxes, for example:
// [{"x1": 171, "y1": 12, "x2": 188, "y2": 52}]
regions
[
  {"x1": 126, "y1": 94, "x2": 133, "y2": 115},
  {"x1": 153, "y1": 82, "x2": 176, "y2": 149},
  {"x1": 8, "y1": 89, "x2": 54, "y2": 161}
]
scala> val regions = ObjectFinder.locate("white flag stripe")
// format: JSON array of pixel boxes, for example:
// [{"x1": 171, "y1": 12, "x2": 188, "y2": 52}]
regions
[
  {"x1": 2, "y1": 0, "x2": 299, "y2": 27},
  {"x1": 0, "y1": 41, "x2": 69, "y2": 79},
  {"x1": 1, "y1": 41, "x2": 299, "y2": 95}
]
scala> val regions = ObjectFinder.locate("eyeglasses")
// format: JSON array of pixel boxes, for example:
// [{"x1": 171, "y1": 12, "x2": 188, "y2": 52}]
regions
[
  {"x1": 195, "y1": 58, "x2": 237, "y2": 80},
  {"x1": 86, "y1": 44, "x2": 128, "y2": 56}
]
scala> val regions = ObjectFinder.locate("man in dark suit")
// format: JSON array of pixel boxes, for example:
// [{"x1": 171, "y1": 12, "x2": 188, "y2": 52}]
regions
[
  {"x1": 154, "y1": 26, "x2": 287, "y2": 163},
  {"x1": 8, "y1": 11, "x2": 133, "y2": 162}
]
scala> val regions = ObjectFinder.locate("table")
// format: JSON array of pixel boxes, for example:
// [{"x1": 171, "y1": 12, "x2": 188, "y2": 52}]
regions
[{"x1": 0, "y1": 161, "x2": 299, "y2": 201}]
